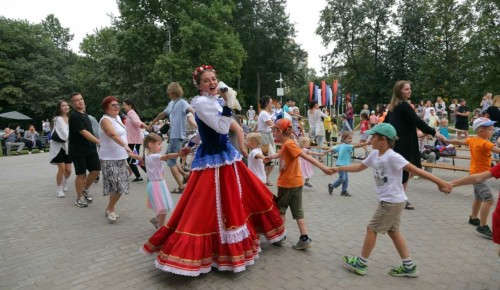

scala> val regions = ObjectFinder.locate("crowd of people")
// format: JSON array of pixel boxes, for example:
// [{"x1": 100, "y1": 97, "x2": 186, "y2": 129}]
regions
[{"x1": 1, "y1": 69, "x2": 499, "y2": 279}]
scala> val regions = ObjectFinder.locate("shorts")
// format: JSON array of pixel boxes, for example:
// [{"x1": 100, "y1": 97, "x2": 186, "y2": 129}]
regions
[
  {"x1": 276, "y1": 186, "x2": 304, "y2": 219},
  {"x1": 455, "y1": 121, "x2": 468, "y2": 131},
  {"x1": 101, "y1": 159, "x2": 129, "y2": 196},
  {"x1": 166, "y1": 138, "x2": 182, "y2": 167},
  {"x1": 368, "y1": 201, "x2": 406, "y2": 234},
  {"x1": 73, "y1": 153, "x2": 101, "y2": 175},
  {"x1": 473, "y1": 181, "x2": 493, "y2": 202},
  {"x1": 50, "y1": 148, "x2": 72, "y2": 164}
]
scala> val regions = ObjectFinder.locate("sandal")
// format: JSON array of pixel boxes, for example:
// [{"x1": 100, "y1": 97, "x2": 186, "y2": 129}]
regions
[
  {"x1": 171, "y1": 187, "x2": 184, "y2": 194},
  {"x1": 405, "y1": 201, "x2": 415, "y2": 210}
]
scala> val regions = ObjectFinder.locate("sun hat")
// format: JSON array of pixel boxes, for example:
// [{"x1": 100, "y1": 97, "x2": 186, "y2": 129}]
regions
[
  {"x1": 365, "y1": 123, "x2": 398, "y2": 139},
  {"x1": 472, "y1": 117, "x2": 496, "y2": 131}
]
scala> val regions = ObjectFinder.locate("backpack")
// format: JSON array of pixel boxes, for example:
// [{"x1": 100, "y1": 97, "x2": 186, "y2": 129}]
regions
[{"x1": 434, "y1": 139, "x2": 457, "y2": 156}]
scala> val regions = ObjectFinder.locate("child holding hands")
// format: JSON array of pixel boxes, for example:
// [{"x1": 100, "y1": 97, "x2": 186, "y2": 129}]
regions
[
  {"x1": 335, "y1": 123, "x2": 451, "y2": 277},
  {"x1": 450, "y1": 164, "x2": 500, "y2": 255},
  {"x1": 298, "y1": 137, "x2": 326, "y2": 188},
  {"x1": 129, "y1": 133, "x2": 187, "y2": 229},
  {"x1": 245, "y1": 133, "x2": 266, "y2": 183},
  {"x1": 265, "y1": 119, "x2": 334, "y2": 250}
]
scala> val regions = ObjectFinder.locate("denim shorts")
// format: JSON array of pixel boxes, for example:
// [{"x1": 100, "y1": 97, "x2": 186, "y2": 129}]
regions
[{"x1": 166, "y1": 138, "x2": 183, "y2": 167}]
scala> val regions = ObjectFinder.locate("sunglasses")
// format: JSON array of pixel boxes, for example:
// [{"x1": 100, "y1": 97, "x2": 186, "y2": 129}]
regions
[{"x1": 110, "y1": 103, "x2": 120, "y2": 107}]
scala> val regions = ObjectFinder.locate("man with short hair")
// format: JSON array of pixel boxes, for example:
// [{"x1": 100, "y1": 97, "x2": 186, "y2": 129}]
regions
[
  {"x1": 2, "y1": 128, "x2": 25, "y2": 155},
  {"x1": 68, "y1": 92, "x2": 101, "y2": 208},
  {"x1": 246, "y1": 105, "x2": 256, "y2": 122}
]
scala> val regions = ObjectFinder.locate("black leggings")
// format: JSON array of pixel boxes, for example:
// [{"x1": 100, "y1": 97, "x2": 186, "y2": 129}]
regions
[{"x1": 127, "y1": 144, "x2": 146, "y2": 178}]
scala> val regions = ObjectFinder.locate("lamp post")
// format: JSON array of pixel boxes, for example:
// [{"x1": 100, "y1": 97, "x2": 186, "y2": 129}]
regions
[{"x1": 275, "y1": 73, "x2": 284, "y2": 104}]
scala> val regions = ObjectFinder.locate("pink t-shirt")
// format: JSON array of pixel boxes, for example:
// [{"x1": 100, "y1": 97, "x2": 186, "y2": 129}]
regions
[
  {"x1": 125, "y1": 110, "x2": 144, "y2": 145},
  {"x1": 360, "y1": 120, "x2": 370, "y2": 133}
]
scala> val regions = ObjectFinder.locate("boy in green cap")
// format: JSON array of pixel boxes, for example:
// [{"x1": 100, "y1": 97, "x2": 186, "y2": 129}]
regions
[{"x1": 333, "y1": 123, "x2": 451, "y2": 277}]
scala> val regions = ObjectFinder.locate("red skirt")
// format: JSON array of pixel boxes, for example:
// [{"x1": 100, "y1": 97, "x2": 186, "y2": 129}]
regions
[{"x1": 141, "y1": 161, "x2": 286, "y2": 276}]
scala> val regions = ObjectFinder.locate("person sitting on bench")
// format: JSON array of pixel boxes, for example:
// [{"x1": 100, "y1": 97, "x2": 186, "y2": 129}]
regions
[
  {"x1": 2, "y1": 127, "x2": 25, "y2": 156},
  {"x1": 23, "y1": 125, "x2": 44, "y2": 154}
]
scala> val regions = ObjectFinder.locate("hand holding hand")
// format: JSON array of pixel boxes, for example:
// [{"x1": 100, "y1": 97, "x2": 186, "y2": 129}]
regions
[
  {"x1": 438, "y1": 181, "x2": 453, "y2": 194},
  {"x1": 179, "y1": 147, "x2": 191, "y2": 156}
]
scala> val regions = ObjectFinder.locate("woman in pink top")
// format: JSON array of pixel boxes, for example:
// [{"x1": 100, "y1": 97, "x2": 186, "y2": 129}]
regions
[{"x1": 123, "y1": 99, "x2": 147, "y2": 183}]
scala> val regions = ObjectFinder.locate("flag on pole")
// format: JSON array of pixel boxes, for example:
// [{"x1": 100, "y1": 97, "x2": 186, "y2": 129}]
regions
[
  {"x1": 314, "y1": 85, "x2": 319, "y2": 102},
  {"x1": 321, "y1": 80, "x2": 326, "y2": 106},
  {"x1": 337, "y1": 83, "x2": 342, "y2": 106},
  {"x1": 327, "y1": 85, "x2": 332, "y2": 106},
  {"x1": 333, "y1": 80, "x2": 338, "y2": 105},
  {"x1": 309, "y1": 82, "x2": 314, "y2": 102}
]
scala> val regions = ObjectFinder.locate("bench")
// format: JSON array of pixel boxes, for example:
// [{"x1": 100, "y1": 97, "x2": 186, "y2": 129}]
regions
[
  {"x1": 39, "y1": 135, "x2": 51, "y2": 150},
  {"x1": 421, "y1": 162, "x2": 469, "y2": 172}
]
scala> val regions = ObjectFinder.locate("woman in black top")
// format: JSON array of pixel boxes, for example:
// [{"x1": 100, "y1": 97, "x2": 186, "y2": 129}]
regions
[
  {"x1": 385, "y1": 81, "x2": 442, "y2": 210},
  {"x1": 484, "y1": 95, "x2": 500, "y2": 141}
]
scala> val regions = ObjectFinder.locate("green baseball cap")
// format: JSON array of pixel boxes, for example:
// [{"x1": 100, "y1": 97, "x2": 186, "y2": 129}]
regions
[{"x1": 365, "y1": 123, "x2": 398, "y2": 139}]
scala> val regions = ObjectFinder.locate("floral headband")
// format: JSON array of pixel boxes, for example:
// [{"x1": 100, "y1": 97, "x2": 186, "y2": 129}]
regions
[{"x1": 192, "y1": 65, "x2": 215, "y2": 87}]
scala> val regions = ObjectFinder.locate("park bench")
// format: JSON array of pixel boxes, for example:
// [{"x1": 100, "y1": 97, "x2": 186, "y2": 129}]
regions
[{"x1": 421, "y1": 161, "x2": 469, "y2": 172}]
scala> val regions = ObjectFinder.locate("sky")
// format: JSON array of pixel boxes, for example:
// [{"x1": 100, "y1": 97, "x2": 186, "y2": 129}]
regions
[{"x1": 0, "y1": 0, "x2": 330, "y2": 73}]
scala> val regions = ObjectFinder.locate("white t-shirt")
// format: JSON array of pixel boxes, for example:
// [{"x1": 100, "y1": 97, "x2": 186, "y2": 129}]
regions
[
  {"x1": 362, "y1": 149, "x2": 409, "y2": 203},
  {"x1": 258, "y1": 111, "x2": 272, "y2": 133},
  {"x1": 248, "y1": 148, "x2": 266, "y2": 183},
  {"x1": 145, "y1": 154, "x2": 164, "y2": 181}
]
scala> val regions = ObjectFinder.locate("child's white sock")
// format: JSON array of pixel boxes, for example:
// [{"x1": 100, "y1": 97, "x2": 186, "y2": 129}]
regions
[
  {"x1": 62, "y1": 178, "x2": 68, "y2": 191},
  {"x1": 358, "y1": 256, "x2": 368, "y2": 264},
  {"x1": 402, "y1": 257, "x2": 414, "y2": 268}
]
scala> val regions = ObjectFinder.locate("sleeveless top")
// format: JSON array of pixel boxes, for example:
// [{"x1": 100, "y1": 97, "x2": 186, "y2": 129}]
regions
[{"x1": 98, "y1": 115, "x2": 128, "y2": 160}]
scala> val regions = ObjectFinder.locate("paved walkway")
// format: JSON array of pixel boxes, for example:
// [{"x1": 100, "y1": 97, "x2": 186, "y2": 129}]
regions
[{"x1": 1, "y1": 149, "x2": 499, "y2": 290}]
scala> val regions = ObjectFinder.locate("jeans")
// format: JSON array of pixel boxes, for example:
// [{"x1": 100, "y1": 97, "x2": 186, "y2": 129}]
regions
[{"x1": 332, "y1": 171, "x2": 349, "y2": 192}]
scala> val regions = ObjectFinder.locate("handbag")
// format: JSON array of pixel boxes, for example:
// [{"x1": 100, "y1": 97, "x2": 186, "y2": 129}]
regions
[
  {"x1": 315, "y1": 121, "x2": 325, "y2": 137},
  {"x1": 159, "y1": 122, "x2": 170, "y2": 134},
  {"x1": 51, "y1": 130, "x2": 66, "y2": 143}
]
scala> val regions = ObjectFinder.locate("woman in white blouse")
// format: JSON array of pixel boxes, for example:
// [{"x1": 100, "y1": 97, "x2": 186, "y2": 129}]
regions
[
  {"x1": 99, "y1": 96, "x2": 132, "y2": 223},
  {"x1": 49, "y1": 100, "x2": 72, "y2": 198},
  {"x1": 307, "y1": 101, "x2": 328, "y2": 159}
]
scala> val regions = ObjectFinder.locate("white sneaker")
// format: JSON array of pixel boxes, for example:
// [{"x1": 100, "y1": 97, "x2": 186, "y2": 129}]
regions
[
  {"x1": 62, "y1": 180, "x2": 68, "y2": 191},
  {"x1": 56, "y1": 189, "x2": 65, "y2": 198}
]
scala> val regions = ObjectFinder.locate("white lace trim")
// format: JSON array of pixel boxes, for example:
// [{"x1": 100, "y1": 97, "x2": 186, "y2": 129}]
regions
[
  {"x1": 215, "y1": 166, "x2": 250, "y2": 244},
  {"x1": 153, "y1": 252, "x2": 260, "y2": 277},
  {"x1": 191, "y1": 156, "x2": 242, "y2": 171}
]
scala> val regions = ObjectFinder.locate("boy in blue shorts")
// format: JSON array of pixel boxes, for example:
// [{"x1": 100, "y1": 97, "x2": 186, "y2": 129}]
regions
[{"x1": 333, "y1": 123, "x2": 451, "y2": 277}]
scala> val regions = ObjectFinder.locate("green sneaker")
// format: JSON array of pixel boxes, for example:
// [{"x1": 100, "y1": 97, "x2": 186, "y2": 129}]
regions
[
  {"x1": 342, "y1": 256, "x2": 367, "y2": 275},
  {"x1": 388, "y1": 264, "x2": 419, "y2": 277}
]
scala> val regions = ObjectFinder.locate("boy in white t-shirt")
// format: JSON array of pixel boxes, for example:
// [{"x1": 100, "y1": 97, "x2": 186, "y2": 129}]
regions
[
  {"x1": 245, "y1": 133, "x2": 266, "y2": 183},
  {"x1": 333, "y1": 123, "x2": 451, "y2": 277}
]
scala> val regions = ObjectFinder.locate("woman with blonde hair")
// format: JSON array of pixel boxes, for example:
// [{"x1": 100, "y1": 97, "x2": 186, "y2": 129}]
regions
[{"x1": 385, "y1": 81, "x2": 442, "y2": 210}]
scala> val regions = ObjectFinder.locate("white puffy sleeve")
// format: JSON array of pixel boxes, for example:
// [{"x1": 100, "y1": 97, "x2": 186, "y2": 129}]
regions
[
  {"x1": 55, "y1": 117, "x2": 69, "y2": 140},
  {"x1": 192, "y1": 96, "x2": 233, "y2": 134}
]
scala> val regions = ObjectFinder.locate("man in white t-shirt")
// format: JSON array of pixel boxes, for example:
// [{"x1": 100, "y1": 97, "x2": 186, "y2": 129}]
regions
[{"x1": 246, "y1": 106, "x2": 256, "y2": 122}]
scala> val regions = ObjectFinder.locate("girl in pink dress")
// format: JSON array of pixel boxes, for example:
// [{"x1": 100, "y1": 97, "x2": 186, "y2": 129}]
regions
[{"x1": 298, "y1": 137, "x2": 326, "y2": 187}]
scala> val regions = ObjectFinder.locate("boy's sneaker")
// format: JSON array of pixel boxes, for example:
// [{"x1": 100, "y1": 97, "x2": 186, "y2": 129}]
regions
[
  {"x1": 388, "y1": 264, "x2": 419, "y2": 277},
  {"x1": 328, "y1": 183, "x2": 334, "y2": 195},
  {"x1": 292, "y1": 238, "x2": 313, "y2": 250},
  {"x1": 132, "y1": 177, "x2": 144, "y2": 183},
  {"x1": 304, "y1": 182, "x2": 313, "y2": 188},
  {"x1": 83, "y1": 190, "x2": 93, "y2": 203},
  {"x1": 342, "y1": 256, "x2": 367, "y2": 275},
  {"x1": 476, "y1": 225, "x2": 493, "y2": 239},
  {"x1": 468, "y1": 216, "x2": 480, "y2": 226},
  {"x1": 75, "y1": 197, "x2": 88, "y2": 208},
  {"x1": 340, "y1": 191, "x2": 352, "y2": 197}
]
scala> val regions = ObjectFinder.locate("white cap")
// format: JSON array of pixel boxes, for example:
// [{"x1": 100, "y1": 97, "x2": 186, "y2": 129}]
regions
[{"x1": 472, "y1": 117, "x2": 496, "y2": 131}]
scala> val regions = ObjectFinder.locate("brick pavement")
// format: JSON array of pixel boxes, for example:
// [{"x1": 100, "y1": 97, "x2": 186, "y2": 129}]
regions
[{"x1": 1, "y1": 150, "x2": 499, "y2": 290}]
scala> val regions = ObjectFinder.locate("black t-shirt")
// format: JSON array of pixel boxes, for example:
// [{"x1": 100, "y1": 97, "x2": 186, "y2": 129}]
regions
[
  {"x1": 456, "y1": 105, "x2": 469, "y2": 124},
  {"x1": 69, "y1": 110, "x2": 97, "y2": 158},
  {"x1": 486, "y1": 106, "x2": 500, "y2": 127}
]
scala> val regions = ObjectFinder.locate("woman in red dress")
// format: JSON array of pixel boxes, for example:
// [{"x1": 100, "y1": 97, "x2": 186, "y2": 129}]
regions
[{"x1": 140, "y1": 65, "x2": 286, "y2": 276}]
